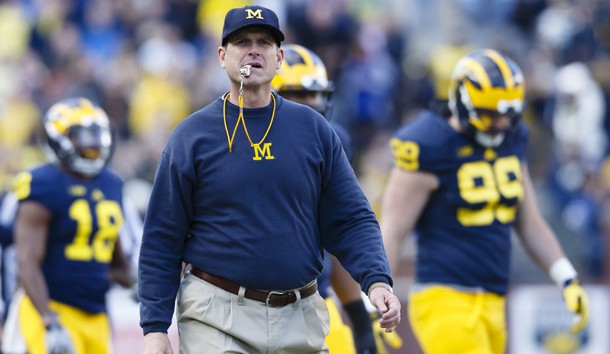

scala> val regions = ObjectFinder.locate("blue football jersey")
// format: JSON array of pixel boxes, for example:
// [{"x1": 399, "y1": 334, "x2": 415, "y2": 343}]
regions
[
  {"x1": 391, "y1": 111, "x2": 529, "y2": 294},
  {"x1": 14, "y1": 164, "x2": 124, "y2": 313}
]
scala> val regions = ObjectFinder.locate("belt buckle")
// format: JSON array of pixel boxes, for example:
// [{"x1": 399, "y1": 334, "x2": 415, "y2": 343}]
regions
[{"x1": 266, "y1": 290, "x2": 287, "y2": 306}]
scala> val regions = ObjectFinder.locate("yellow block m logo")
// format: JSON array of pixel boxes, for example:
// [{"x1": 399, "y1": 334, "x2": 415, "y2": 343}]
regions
[
  {"x1": 252, "y1": 143, "x2": 275, "y2": 161},
  {"x1": 245, "y1": 9, "x2": 263, "y2": 20}
]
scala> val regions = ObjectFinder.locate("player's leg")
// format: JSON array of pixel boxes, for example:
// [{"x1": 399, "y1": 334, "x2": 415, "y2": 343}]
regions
[
  {"x1": 324, "y1": 297, "x2": 356, "y2": 354},
  {"x1": 18, "y1": 296, "x2": 85, "y2": 354},
  {"x1": 57, "y1": 303, "x2": 111, "y2": 354},
  {"x1": 484, "y1": 292, "x2": 507, "y2": 354},
  {"x1": 409, "y1": 286, "x2": 505, "y2": 354}
]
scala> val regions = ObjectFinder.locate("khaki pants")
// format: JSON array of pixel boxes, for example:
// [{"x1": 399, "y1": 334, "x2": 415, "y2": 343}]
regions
[{"x1": 177, "y1": 273, "x2": 330, "y2": 354}]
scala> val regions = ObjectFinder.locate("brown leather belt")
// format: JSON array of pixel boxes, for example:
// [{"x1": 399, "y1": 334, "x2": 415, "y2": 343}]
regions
[{"x1": 190, "y1": 267, "x2": 317, "y2": 307}]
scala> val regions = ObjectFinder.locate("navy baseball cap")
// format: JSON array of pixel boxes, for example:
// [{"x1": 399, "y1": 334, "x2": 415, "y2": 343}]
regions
[{"x1": 221, "y1": 5, "x2": 285, "y2": 46}]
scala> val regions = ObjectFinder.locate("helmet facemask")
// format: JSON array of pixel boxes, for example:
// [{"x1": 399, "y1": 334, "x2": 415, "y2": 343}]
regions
[
  {"x1": 43, "y1": 98, "x2": 113, "y2": 178},
  {"x1": 448, "y1": 49, "x2": 525, "y2": 148}
]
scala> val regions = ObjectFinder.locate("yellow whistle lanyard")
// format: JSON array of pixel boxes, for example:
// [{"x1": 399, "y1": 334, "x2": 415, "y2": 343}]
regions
[{"x1": 223, "y1": 91, "x2": 276, "y2": 152}]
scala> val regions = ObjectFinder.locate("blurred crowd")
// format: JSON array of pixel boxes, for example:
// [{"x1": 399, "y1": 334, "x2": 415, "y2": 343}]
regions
[{"x1": 0, "y1": 0, "x2": 609, "y2": 284}]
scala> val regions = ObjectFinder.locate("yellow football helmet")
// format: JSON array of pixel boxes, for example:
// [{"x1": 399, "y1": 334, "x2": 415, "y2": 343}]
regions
[
  {"x1": 43, "y1": 97, "x2": 113, "y2": 177},
  {"x1": 448, "y1": 49, "x2": 525, "y2": 147},
  {"x1": 272, "y1": 44, "x2": 333, "y2": 114}
]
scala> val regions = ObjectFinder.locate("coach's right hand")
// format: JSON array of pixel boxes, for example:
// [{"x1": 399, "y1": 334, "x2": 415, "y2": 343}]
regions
[{"x1": 143, "y1": 332, "x2": 174, "y2": 354}]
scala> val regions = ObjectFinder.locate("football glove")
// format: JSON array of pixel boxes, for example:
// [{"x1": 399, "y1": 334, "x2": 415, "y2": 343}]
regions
[
  {"x1": 371, "y1": 312, "x2": 403, "y2": 354},
  {"x1": 45, "y1": 313, "x2": 75, "y2": 354},
  {"x1": 562, "y1": 279, "x2": 589, "y2": 333}
]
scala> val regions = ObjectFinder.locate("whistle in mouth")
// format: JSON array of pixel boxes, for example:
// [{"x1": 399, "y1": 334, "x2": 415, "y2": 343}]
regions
[{"x1": 240, "y1": 65, "x2": 252, "y2": 77}]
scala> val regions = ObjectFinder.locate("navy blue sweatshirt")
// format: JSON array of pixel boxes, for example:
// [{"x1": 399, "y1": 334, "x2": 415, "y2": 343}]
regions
[{"x1": 138, "y1": 93, "x2": 391, "y2": 334}]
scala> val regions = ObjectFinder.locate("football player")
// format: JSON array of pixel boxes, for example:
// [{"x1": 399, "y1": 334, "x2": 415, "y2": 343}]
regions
[
  {"x1": 7, "y1": 97, "x2": 133, "y2": 354},
  {"x1": 381, "y1": 49, "x2": 589, "y2": 353},
  {"x1": 273, "y1": 44, "x2": 402, "y2": 354}
]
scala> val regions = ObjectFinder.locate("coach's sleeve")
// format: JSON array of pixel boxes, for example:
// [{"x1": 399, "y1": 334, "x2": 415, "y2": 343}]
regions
[{"x1": 138, "y1": 134, "x2": 195, "y2": 334}]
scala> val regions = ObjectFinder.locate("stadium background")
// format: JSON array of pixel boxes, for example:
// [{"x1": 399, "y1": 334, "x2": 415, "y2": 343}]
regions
[{"x1": 0, "y1": 0, "x2": 609, "y2": 353}]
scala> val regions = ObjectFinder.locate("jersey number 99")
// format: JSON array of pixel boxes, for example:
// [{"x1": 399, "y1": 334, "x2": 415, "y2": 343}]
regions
[{"x1": 457, "y1": 156, "x2": 523, "y2": 226}]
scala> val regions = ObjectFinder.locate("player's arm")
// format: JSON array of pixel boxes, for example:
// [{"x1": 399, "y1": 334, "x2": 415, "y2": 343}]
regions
[
  {"x1": 329, "y1": 256, "x2": 379, "y2": 352},
  {"x1": 14, "y1": 201, "x2": 52, "y2": 317},
  {"x1": 330, "y1": 256, "x2": 362, "y2": 304},
  {"x1": 110, "y1": 239, "x2": 133, "y2": 288},
  {"x1": 380, "y1": 167, "x2": 437, "y2": 274},
  {"x1": 514, "y1": 163, "x2": 588, "y2": 332},
  {"x1": 330, "y1": 256, "x2": 405, "y2": 353},
  {"x1": 514, "y1": 164, "x2": 566, "y2": 269}
]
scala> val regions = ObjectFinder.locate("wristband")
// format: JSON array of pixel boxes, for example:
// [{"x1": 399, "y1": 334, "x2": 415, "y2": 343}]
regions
[
  {"x1": 367, "y1": 282, "x2": 393, "y2": 297},
  {"x1": 549, "y1": 258, "x2": 577, "y2": 287}
]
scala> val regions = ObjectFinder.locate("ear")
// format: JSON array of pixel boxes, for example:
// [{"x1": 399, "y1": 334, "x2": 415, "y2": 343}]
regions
[
  {"x1": 218, "y1": 46, "x2": 226, "y2": 69},
  {"x1": 276, "y1": 47, "x2": 284, "y2": 70}
]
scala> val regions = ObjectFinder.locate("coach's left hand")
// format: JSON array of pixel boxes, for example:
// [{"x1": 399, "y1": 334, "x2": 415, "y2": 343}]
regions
[{"x1": 368, "y1": 284, "x2": 401, "y2": 332}]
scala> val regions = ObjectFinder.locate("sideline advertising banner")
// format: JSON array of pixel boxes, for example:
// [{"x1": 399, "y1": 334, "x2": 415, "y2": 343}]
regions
[{"x1": 509, "y1": 285, "x2": 609, "y2": 354}]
